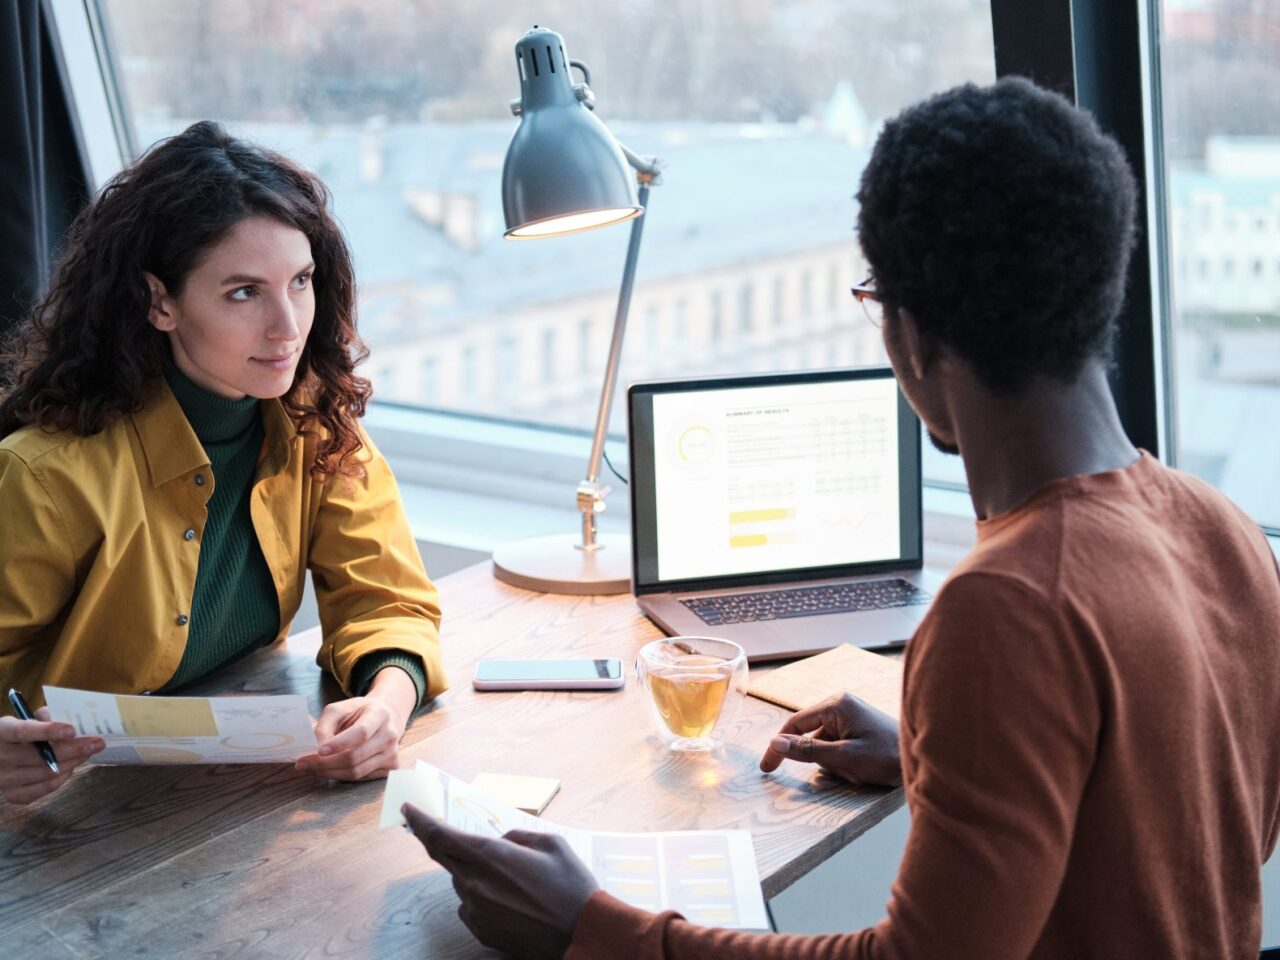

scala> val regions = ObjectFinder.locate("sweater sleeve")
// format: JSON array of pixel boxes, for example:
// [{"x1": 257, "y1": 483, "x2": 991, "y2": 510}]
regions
[
  {"x1": 566, "y1": 572, "x2": 1099, "y2": 960},
  {"x1": 350, "y1": 650, "x2": 428, "y2": 710},
  {"x1": 568, "y1": 892, "x2": 886, "y2": 960}
]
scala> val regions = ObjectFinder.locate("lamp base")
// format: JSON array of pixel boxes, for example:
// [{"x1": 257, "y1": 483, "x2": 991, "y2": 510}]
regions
[{"x1": 492, "y1": 532, "x2": 632, "y2": 595}]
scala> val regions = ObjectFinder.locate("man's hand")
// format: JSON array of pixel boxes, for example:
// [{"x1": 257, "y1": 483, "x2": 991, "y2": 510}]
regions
[
  {"x1": 0, "y1": 707, "x2": 104, "y2": 804},
  {"x1": 759, "y1": 691, "x2": 903, "y2": 786},
  {"x1": 295, "y1": 667, "x2": 417, "y2": 781},
  {"x1": 403, "y1": 803, "x2": 598, "y2": 960}
]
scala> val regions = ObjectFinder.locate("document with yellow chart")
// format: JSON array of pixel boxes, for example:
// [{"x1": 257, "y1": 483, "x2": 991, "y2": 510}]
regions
[
  {"x1": 41, "y1": 686, "x2": 317, "y2": 764},
  {"x1": 383, "y1": 761, "x2": 770, "y2": 930}
]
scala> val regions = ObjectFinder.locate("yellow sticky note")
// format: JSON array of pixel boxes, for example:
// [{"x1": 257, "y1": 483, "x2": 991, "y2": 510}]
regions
[
  {"x1": 471, "y1": 772, "x2": 561, "y2": 816},
  {"x1": 379, "y1": 769, "x2": 446, "y2": 828}
]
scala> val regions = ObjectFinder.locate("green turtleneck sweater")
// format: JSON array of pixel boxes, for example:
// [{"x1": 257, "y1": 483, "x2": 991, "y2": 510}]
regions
[{"x1": 160, "y1": 365, "x2": 427, "y2": 707}]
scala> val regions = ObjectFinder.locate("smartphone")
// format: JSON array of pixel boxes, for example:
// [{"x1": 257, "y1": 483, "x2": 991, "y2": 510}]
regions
[{"x1": 472, "y1": 658, "x2": 625, "y2": 691}]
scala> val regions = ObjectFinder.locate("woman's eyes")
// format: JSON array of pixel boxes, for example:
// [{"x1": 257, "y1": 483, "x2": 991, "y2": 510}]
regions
[{"x1": 226, "y1": 274, "x2": 311, "y2": 302}]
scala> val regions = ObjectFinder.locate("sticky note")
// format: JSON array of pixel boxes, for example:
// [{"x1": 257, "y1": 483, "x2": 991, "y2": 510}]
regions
[
  {"x1": 470, "y1": 772, "x2": 561, "y2": 816},
  {"x1": 379, "y1": 768, "x2": 446, "y2": 828}
]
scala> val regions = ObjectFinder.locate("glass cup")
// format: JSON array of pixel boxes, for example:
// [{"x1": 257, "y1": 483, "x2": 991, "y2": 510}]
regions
[{"x1": 636, "y1": 636, "x2": 748, "y2": 752}]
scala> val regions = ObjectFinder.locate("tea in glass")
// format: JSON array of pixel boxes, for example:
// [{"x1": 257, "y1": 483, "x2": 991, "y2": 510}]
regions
[{"x1": 636, "y1": 637, "x2": 747, "y2": 752}]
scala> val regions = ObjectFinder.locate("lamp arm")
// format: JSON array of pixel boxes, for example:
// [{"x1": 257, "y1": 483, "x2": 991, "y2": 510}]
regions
[
  {"x1": 577, "y1": 177, "x2": 654, "y2": 551},
  {"x1": 618, "y1": 142, "x2": 664, "y2": 180}
]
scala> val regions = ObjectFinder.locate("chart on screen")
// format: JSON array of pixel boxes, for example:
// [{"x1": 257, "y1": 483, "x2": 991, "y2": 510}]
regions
[{"x1": 652, "y1": 377, "x2": 901, "y2": 582}]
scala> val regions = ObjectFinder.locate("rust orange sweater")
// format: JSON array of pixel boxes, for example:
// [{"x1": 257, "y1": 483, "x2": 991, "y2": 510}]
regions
[{"x1": 569, "y1": 454, "x2": 1280, "y2": 959}]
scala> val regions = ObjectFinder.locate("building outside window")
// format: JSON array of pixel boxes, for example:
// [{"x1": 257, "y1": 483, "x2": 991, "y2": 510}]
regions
[
  {"x1": 577, "y1": 318, "x2": 593, "y2": 377},
  {"x1": 460, "y1": 345, "x2": 478, "y2": 403},
  {"x1": 541, "y1": 328, "x2": 557, "y2": 385},
  {"x1": 496, "y1": 334, "x2": 519, "y2": 398},
  {"x1": 97, "y1": 0, "x2": 997, "y2": 488},
  {"x1": 1158, "y1": 0, "x2": 1280, "y2": 529},
  {"x1": 709, "y1": 289, "x2": 723, "y2": 344},
  {"x1": 738, "y1": 282, "x2": 754, "y2": 335},
  {"x1": 421, "y1": 357, "x2": 439, "y2": 406},
  {"x1": 673, "y1": 297, "x2": 689, "y2": 351}
]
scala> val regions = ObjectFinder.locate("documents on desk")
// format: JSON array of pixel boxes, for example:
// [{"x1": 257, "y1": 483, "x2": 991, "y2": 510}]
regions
[
  {"x1": 42, "y1": 685, "x2": 317, "y2": 764},
  {"x1": 383, "y1": 761, "x2": 770, "y2": 930},
  {"x1": 747, "y1": 643, "x2": 904, "y2": 718}
]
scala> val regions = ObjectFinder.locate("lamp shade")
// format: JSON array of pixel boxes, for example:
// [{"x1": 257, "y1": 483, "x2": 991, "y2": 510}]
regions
[{"x1": 502, "y1": 27, "x2": 642, "y2": 239}]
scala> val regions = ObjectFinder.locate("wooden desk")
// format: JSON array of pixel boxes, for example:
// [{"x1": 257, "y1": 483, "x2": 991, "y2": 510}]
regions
[{"x1": 1, "y1": 562, "x2": 903, "y2": 959}]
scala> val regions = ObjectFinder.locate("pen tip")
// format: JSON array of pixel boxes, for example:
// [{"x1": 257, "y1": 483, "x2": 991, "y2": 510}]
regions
[{"x1": 50, "y1": 760, "x2": 60, "y2": 774}]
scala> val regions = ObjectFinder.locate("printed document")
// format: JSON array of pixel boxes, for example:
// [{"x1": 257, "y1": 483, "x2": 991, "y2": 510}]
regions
[
  {"x1": 42, "y1": 686, "x2": 317, "y2": 764},
  {"x1": 383, "y1": 761, "x2": 770, "y2": 929}
]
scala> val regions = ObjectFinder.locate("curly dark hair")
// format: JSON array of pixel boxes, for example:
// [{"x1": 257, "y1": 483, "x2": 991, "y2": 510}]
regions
[
  {"x1": 856, "y1": 76, "x2": 1138, "y2": 394},
  {"x1": 0, "y1": 120, "x2": 372, "y2": 479}
]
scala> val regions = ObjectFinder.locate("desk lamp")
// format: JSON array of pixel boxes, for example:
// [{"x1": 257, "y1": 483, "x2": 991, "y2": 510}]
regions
[{"x1": 492, "y1": 26, "x2": 663, "y2": 595}]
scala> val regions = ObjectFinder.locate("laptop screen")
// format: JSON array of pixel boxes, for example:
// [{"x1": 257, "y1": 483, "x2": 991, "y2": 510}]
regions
[{"x1": 628, "y1": 368, "x2": 922, "y2": 594}]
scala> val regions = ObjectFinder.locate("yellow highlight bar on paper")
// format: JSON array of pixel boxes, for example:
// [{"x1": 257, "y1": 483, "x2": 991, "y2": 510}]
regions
[
  {"x1": 730, "y1": 534, "x2": 768, "y2": 549},
  {"x1": 687, "y1": 907, "x2": 735, "y2": 924},
  {"x1": 683, "y1": 880, "x2": 732, "y2": 896},
  {"x1": 603, "y1": 855, "x2": 657, "y2": 875},
  {"x1": 686, "y1": 854, "x2": 729, "y2": 872},
  {"x1": 728, "y1": 508, "x2": 791, "y2": 524},
  {"x1": 116, "y1": 696, "x2": 217, "y2": 737},
  {"x1": 607, "y1": 879, "x2": 659, "y2": 898}
]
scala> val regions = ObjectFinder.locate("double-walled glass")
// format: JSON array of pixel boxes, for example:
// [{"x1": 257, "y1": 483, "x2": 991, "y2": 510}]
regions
[{"x1": 636, "y1": 637, "x2": 748, "y2": 752}]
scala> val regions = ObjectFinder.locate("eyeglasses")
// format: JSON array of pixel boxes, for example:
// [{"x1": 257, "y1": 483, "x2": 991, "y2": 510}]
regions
[{"x1": 850, "y1": 275, "x2": 883, "y2": 328}]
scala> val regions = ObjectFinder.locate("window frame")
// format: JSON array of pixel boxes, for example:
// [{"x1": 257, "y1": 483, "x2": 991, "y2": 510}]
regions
[{"x1": 44, "y1": 0, "x2": 1279, "y2": 545}]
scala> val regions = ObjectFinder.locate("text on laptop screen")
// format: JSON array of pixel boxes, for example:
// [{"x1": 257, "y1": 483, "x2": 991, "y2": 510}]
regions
[{"x1": 647, "y1": 375, "x2": 904, "y2": 583}]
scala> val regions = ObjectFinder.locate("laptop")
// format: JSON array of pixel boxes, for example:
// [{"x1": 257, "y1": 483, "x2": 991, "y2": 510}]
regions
[{"x1": 627, "y1": 367, "x2": 943, "y2": 663}]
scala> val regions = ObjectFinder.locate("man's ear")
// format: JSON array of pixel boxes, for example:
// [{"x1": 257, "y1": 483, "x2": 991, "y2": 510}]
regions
[
  {"x1": 894, "y1": 307, "x2": 933, "y2": 381},
  {"x1": 144, "y1": 272, "x2": 176, "y2": 332}
]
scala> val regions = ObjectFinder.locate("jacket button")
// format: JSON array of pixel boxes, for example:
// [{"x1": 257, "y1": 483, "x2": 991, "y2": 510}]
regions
[
  {"x1": 194, "y1": 474, "x2": 206, "y2": 486},
  {"x1": 176, "y1": 614, "x2": 189, "y2": 626},
  {"x1": 183, "y1": 528, "x2": 196, "y2": 541}
]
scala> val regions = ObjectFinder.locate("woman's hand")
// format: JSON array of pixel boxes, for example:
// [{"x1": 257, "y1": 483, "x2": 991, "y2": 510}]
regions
[
  {"x1": 0, "y1": 707, "x2": 105, "y2": 804},
  {"x1": 759, "y1": 691, "x2": 903, "y2": 787},
  {"x1": 295, "y1": 667, "x2": 418, "y2": 781},
  {"x1": 403, "y1": 803, "x2": 599, "y2": 960}
]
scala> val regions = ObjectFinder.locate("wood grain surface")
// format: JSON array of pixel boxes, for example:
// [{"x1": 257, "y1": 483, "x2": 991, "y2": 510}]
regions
[{"x1": 0, "y1": 561, "x2": 905, "y2": 959}]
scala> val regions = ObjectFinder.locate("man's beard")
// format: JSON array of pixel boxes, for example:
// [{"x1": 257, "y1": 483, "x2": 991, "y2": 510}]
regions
[{"x1": 927, "y1": 430, "x2": 960, "y2": 456}]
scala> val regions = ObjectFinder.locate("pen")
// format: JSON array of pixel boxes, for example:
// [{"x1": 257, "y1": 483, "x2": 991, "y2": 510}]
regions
[{"x1": 7, "y1": 688, "x2": 60, "y2": 775}]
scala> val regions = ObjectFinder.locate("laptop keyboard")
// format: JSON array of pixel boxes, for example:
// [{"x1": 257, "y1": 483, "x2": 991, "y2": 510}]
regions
[{"x1": 681, "y1": 578, "x2": 932, "y2": 626}]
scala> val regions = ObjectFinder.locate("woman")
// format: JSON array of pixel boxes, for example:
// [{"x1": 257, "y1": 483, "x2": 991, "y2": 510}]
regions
[{"x1": 0, "y1": 121, "x2": 446, "y2": 804}]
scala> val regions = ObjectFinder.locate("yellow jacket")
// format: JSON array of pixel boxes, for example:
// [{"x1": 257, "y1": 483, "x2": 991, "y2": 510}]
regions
[{"x1": 0, "y1": 380, "x2": 447, "y2": 708}]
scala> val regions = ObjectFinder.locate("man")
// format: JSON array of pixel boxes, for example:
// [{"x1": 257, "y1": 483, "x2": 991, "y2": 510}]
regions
[{"x1": 405, "y1": 77, "x2": 1280, "y2": 959}]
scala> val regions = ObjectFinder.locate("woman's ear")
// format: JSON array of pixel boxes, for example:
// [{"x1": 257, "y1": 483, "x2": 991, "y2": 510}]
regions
[{"x1": 144, "y1": 272, "x2": 176, "y2": 332}]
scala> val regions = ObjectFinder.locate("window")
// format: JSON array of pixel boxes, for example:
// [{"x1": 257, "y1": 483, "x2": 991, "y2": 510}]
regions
[
  {"x1": 421, "y1": 357, "x2": 440, "y2": 406},
  {"x1": 709, "y1": 290, "x2": 723, "y2": 343},
  {"x1": 497, "y1": 335, "x2": 519, "y2": 397},
  {"x1": 737, "y1": 282, "x2": 755, "y2": 335},
  {"x1": 643, "y1": 305, "x2": 661, "y2": 361},
  {"x1": 577, "y1": 318, "x2": 593, "y2": 376},
  {"x1": 460, "y1": 345, "x2": 478, "y2": 403},
  {"x1": 541, "y1": 328, "x2": 557, "y2": 384},
  {"x1": 673, "y1": 297, "x2": 688, "y2": 349},
  {"x1": 88, "y1": 0, "x2": 997, "y2": 491},
  {"x1": 1157, "y1": 0, "x2": 1280, "y2": 529}
]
